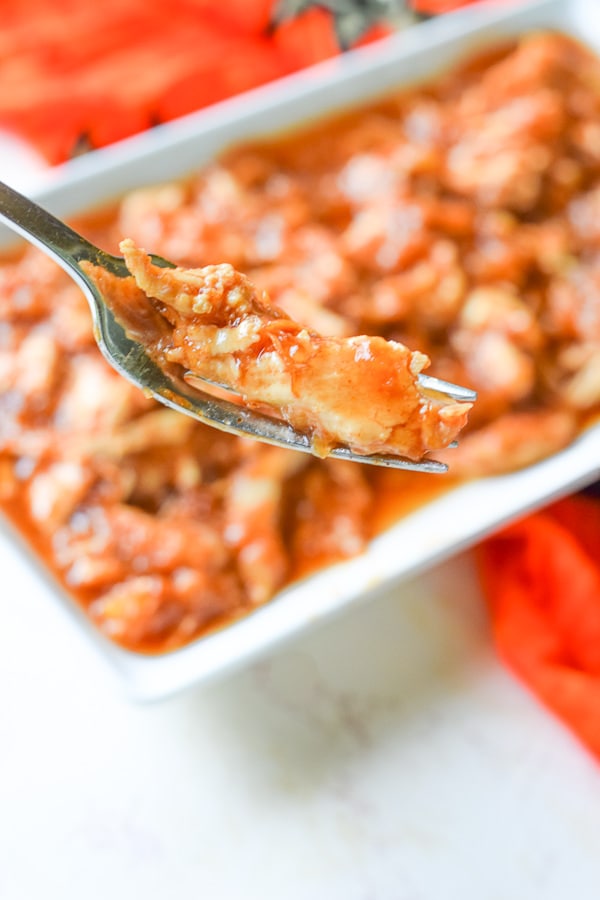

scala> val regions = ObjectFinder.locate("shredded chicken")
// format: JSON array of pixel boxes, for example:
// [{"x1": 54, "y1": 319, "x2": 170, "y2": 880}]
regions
[{"x1": 93, "y1": 238, "x2": 471, "y2": 462}]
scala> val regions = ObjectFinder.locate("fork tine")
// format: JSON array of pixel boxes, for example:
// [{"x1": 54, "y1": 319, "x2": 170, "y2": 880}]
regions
[
  {"x1": 190, "y1": 371, "x2": 476, "y2": 404},
  {"x1": 417, "y1": 374, "x2": 477, "y2": 402},
  {"x1": 183, "y1": 371, "x2": 450, "y2": 472}
]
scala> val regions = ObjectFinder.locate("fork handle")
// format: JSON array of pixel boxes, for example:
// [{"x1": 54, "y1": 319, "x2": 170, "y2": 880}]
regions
[{"x1": 0, "y1": 179, "x2": 112, "y2": 278}]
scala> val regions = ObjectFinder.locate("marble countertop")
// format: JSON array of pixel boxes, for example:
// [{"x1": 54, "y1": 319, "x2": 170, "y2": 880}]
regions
[{"x1": 3, "y1": 550, "x2": 600, "y2": 900}]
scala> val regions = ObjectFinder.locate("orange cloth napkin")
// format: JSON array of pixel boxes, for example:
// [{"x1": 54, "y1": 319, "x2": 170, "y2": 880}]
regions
[{"x1": 477, "y1": 491, "x2": 600, "y2": 758}]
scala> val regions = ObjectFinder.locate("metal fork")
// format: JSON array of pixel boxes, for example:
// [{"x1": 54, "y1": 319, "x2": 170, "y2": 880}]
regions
[{"x1": 0, "y1": 180, "x2": 476, "y2": 472}]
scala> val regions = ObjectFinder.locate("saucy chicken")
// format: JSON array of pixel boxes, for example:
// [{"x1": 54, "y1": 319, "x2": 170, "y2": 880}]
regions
[
  {"x1": 1, "y1": 32, "x2": 600, "y2": 652},
  {"x1": 87, "y1": 239, "x2": 471, "y2": 461}
]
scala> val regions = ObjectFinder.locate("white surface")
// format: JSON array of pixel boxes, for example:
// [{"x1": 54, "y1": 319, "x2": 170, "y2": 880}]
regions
[
  {"x1": 2, "y1": 1, "x2": 600, "y2": 894},
  {"x1": 3, "y1": 553, "x2": 600, "y2": 900}
]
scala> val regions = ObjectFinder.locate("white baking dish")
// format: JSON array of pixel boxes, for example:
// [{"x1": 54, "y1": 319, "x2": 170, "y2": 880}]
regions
[{"x1": 2, "y1": 0, "x2": 599, "y2": 700}]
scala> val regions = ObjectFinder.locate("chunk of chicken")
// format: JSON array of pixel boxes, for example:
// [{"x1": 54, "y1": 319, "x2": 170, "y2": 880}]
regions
[{"x1": 93, "y1": 239, "x2": 471, "y2": 463}]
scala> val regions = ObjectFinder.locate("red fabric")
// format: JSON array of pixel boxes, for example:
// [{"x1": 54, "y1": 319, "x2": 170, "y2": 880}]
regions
[
  {"x1": 0, "y1": 0, "x2": 393, "y2": 164},
  {"x1": 477, "y1": 495, "x2": 600, "y2": 757},
  {"x1": 272, "y1": 8, "x2": 341, "y2": 68},
  {"x1": 0, "y1": 1, "x2": 294, "y2": 162}
]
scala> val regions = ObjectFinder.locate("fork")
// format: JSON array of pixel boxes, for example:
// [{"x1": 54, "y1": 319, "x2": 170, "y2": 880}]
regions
[{"x1": 0, "y1": 180, "x2": 476, "y2": 473}]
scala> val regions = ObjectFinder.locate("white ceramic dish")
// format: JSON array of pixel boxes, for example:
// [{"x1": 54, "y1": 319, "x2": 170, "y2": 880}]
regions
[{"x1": 2, "y1": 0, "x2": 599, "y2": 700}]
